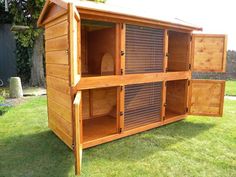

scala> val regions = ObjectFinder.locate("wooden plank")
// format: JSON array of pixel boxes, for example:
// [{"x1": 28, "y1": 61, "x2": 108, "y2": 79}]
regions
[
  {"x1": 163, "y1": 30, "x2": 168, "y2": 72},
  {"x1": 48, "y1": 99, "x2": 72, "y2": 123},
  {"x1": 73, "y1": 91, "x2": 82, "y2": 175},
  {"x1": 46, "y1": 64, "x2": 69, "y2": 80},
  {"x1": 45, "y1": 14, "x2": 68, "y2": 28},
  {"x1": 161, "y1": 81, "x2": 166, "y2": 121},
  {"x1": 115, "y1": 23, "x2": 121, "y2": 75},
  {"x1": 189, "y1": 80, "x2": 225, "y2": 116},
  {"x1": 47, "y1": 87, "x2": 72, "y2": 109},
  {"x1": 46, "y1": 50, "x2": 69, "y2": 65},
  {"x1": 69, "y1": 3, "x2": 81, "y2": 87},
  {"x1": 76, "y1": 71, "x2": 191, "y2": 90},
  {"x1": 48, "y1": 108, "x2": 73, "y2": 136},
  {"x1": 47, "y1": 76, "x2": 70, "y2": 94},
  {"x1": 120, "y1": 23, "x2": 126, "y2": 75},
  {"x1": 48, "y1": 120, "x2": 73, "y2": 148},
  {"x1": 45, "y1": 35, "x2": 68, "y2": 52},
  {"x1": 45, "y1": 20, "x2": 68, "y2": 40},
  {"x1": 91, "y1": 88, "x2": 117, "y2": 117},
  {"x1": 192, "y1": 34, "x2": 227, "y2": 72}
]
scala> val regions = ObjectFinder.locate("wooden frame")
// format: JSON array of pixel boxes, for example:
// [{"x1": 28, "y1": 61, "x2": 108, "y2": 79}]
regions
[{"x1": 38, "y1": 0, "x2": 227, "y2": 175}]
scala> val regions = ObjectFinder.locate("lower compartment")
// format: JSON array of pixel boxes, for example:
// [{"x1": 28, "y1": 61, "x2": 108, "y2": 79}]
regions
[
  {"x1": 83, "y1": 116, "x2": 117, "y2": 142},
  {"x1": 165, "y1": 79, "x2": 188, "y2": 120},
  {"x1": 81, "y1": 80, "x2": 189, "y2": 148},
  {"x1": 82, "y1": 87, "x2": 118, "y2": 143}
]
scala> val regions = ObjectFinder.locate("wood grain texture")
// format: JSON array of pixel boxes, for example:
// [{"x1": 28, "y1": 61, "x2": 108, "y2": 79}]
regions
[
  {"x1": 189, "y1": 80, "x2": 225, "y2": 116},
  {"x1": 45, "y1": 13, "x2": 68, "y2": 28},
  {"x1": 83, "y1": 116, "x2": 117, "y2": 142},
  {"x1": 168, "y1": 31, "x2": 190, "y2": 71},
  {"x1": 76, "y1": 71, "x2": 191, "y2": 90},
  {"x1": 192, "y1": 34, "x2": 227, "y2": 72},
  {"x1": 46, "y1": 76, "x2": 70, "y2": 95},
  {"x1": 48, "y1": 108, "x2": 73, "y2": 136},
  {"x1": 48, "y1": 99, "x2": 72, "y2": 123},
  {"x1": 166, "y1": 80, "x2": 188, "y2": 115},
  {"x1": 46, "y1": 50, "x2": 69, "y2": 65},
  {"x1": 46, "y1": 64, "x2": 69, "y2": 80},
  {"x1": 47, "y1": 87, "x2": 72, "y2": 109},
  {"x1": 45, "y1": 20, "x2": 68, "y2": 40},
  {"x1": 48, "y1": 119, "x2": 73, "y2": 148},
  {"x1": 45, "y1": 35, "x2": 68, "y2": 52}
]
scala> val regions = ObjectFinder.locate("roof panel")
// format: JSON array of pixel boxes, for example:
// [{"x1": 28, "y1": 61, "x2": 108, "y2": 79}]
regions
[{"x1": 39, "y1": 0, "x2": 202, "y2": 30}]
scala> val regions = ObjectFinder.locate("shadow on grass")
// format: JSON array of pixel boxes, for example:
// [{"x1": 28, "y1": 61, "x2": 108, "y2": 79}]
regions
[
  {"x1": 0, "y1": 131, "x2": 74, "y2": 177},
  {"x1": 0, "y1": 120, "x2": 215, "y2": 176},
  {"x1": 83, "y1": 120, "x2": 215, "y2": 162}
]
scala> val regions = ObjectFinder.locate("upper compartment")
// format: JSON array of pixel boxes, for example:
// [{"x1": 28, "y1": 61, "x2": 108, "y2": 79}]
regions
[
  {"x1": 167, "y1": 31, "x2": 191, "y2": 72},
  {"x1": 81, "y1": 20, "x2": 116, "y2": 77}
]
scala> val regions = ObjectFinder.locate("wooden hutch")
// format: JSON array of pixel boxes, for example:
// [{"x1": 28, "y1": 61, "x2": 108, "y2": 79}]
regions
[{"x1": 38, "y1": 0, "x2": 227, "y2": 175}]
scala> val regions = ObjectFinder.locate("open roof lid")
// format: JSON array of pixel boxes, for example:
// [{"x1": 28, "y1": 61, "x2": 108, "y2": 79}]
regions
[{"x1": 38, "y1": 0, "x2": 202, "y2": 31}]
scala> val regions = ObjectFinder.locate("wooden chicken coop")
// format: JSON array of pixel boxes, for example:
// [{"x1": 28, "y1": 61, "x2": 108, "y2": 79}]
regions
[{"x1": 38, "y1": 0, "x2": 227, "y2": 175}]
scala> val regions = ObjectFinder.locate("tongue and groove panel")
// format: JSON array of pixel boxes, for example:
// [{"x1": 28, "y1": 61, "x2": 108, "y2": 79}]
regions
[
  {"x1": 124, "y1": 82, "x2": 162, "y2": 130},
  {"x1": 125, "y1": 24, "x2": 164, "y2": 74}
]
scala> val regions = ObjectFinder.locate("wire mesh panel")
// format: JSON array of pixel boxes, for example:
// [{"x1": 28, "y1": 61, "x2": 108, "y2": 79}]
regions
[
  {"x1": 124, "y1": 82, "x2": 162, "y2": 130},
  {"x1": 125, "y1": 24, "x2": 164, "y2": 74}
]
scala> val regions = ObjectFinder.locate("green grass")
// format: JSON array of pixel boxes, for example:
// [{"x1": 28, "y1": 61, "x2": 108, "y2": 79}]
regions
[
  {"x1": 226, "y1": 81, "x2": 236, "y2": 96},
  {"x1": 0, "y1": 97, "x2": 236, "y2": 177}
]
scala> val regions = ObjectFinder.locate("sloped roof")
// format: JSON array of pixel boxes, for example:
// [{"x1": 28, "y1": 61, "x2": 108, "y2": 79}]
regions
[{"x1": 38, "y1": 0, "x2": 202, "y2": 31}]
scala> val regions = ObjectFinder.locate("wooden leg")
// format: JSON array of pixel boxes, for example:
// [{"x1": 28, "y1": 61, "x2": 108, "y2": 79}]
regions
[{"x1": 74, "y1": 91, "x2": 82, "y2": 175}]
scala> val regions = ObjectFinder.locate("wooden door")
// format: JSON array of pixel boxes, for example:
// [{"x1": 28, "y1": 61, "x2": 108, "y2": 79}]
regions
[
  {"x1": 191, "y1": 34, "x2": 227, "y2": 72},
  {"x1": 69, "y1": 3, "x2": 82, "y2": 175},
  {"x1": 189, "y1": 80, "x2": 225, "y2": 116}
]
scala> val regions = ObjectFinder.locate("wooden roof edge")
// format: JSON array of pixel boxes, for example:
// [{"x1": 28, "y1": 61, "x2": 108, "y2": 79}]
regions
[
  {"x1": 37, "y1": 0, "x2": 203, "y2": 31},
  {"x1": 78, "y1": 7, "x2": 203, "y2": 31},
  {"x1": 37, "y1": 0, "x2": 68, "y2": 27}
]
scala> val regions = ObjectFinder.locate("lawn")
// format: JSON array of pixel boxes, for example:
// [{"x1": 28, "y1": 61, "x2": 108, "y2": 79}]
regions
[
  {"x1": 0, "y1": 98, "x2": 236, "y2": 177},
  {"x1": 226, "y1": 80, "x2": 236, "y2": 96}
]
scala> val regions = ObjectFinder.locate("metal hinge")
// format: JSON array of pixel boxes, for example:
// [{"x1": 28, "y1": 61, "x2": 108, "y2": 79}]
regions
[
  {"x1": 186, "y1": 107, "x2": 189, "y2": 112},
  {"x1": 119, "y1": 128, "x2": 122, "y2": 133},
  {"x1": 120, "y1": 112, "x2": 124, "y2": 116},
  {"x1": 72, "y1": 143, "x2": 75, "y2": 150},
  {"x1": 166, "y1": 53, "x2": 169, "y2": 58},
  {"x1": 189, "y1": 64, "x2": 191, "y2": 70},
  {"x1": 121, "y1": 69, "x2": 124, "y2": 75},
  {"x1": 164, "y1": 103, "x2": 167, "y2": 107},
  {"x1": 120, "y1": 86, "x2": 123, "y2": 91},
  {"x1": 121, "y1": 50, "x2": 125, "y2": 56}
]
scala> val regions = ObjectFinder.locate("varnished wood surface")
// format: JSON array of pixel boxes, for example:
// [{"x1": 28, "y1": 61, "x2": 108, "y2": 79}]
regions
[
  {"x1": 83, "y1": 116, "x2": 117, "y2": 142},
  {"x1": 192, "y1": 34, "x2": 227, "y2": 72},
  {"x1": 76, "y1": 71, "x2": 191, "y2": 91},
  {"x1": 189, "y1": 80, "x2": 225, "y2": 116}
]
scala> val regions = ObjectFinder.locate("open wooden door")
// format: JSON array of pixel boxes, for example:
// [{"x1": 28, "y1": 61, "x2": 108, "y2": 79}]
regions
[
  {"x1": 189, "y1": 80, "x2": 225, "y2": 116},
  {"x1": 69, "y1": 3, "x2": 82, "y2": 175},
  {"x1": 189, "y1": 34, "x2": 227, "y2": 117},
  {"x1": 191, "y1": 34, "x2": 227, "y2": 72}
]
